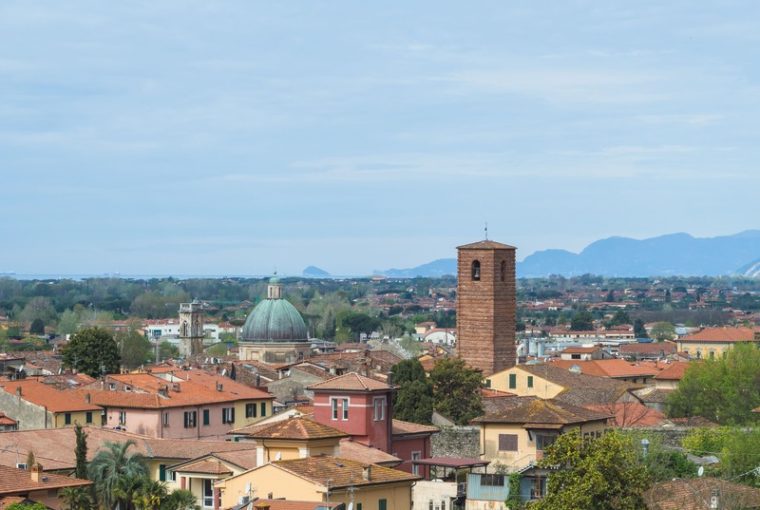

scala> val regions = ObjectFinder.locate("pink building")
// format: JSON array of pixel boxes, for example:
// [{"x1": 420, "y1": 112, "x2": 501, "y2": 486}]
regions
[{"x1": 308, "y1": 372, "x2": 438, "y2": 477}]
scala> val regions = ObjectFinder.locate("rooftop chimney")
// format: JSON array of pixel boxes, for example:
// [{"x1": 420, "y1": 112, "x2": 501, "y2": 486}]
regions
[
  {"x1": 15, "y1": 387, "x2": 21, "y2": 397},
  {"x1": 216, "y1": 382, "x2": 224, "y2": 392},
  {"x1": 85, "y1": 393, "x2": 91, "y2": 404},
  {"x1": 362, "y1": 464, "x2": 371, "y2": 481},
  {"x1": 30, "y1": 463, "x2": 42, "y2": 482}
]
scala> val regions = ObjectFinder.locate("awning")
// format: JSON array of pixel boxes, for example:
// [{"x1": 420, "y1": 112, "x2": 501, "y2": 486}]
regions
[{"x1": 412, "y1": 457, "x2": 490, "y2": 469}]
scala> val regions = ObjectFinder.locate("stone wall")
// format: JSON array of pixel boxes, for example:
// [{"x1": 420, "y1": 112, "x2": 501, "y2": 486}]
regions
[{"x1": 431, "y1": 425, "x2": 481, "y2": 458}]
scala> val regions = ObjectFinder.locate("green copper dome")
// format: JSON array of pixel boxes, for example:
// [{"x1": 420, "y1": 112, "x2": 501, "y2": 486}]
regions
[{"x1": 241, "y1": 296, "x2": 309, "y2": 343}]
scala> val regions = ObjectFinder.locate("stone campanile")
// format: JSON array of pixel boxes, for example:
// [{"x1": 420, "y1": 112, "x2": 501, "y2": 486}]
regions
[{"x1": 456, "y1": 240, "x2": 517, "y2": 376}]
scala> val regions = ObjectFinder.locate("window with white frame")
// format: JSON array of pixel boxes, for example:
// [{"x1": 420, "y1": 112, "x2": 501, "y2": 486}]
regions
[
  {"x1": 331, "y1": 399, "x2": 339, "y2": 420},
  {"x1": 411, "y1": 451, "x2": 422, "y2": 476},
  {"x1": 118, "y1": 411, "x2": 127, "y2": 426},
  {"x1": 373, "y1": 397, "x2": 385, "y2": 421},
  {"x1": 342, "y1": 398, "x2": 349, "y2": 420}
]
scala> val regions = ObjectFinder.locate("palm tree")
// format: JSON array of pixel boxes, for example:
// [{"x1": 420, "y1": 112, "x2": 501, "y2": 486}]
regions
[
  {"x1": 133, "y1": 480, "x2": 168, "y2": 510},
  {"x1": 59, "y1": 486, "x2": 95, "y2": 510},
  {"x1": 162, "y1": 490, "x2": 199, "y2": 510},
  {"x1": 88, "y1": 440, "x2": 147, "y2": 510}
]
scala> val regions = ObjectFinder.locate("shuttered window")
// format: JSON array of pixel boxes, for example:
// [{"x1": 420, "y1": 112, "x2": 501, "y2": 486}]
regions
[{"x1": 498, "y1": 434, "x2": 518, "y2": 451}]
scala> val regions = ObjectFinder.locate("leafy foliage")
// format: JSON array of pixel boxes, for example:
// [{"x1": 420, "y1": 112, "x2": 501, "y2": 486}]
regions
[
  {"x1": 391, "y1": 359, "x2": 433, "y2": 424},
  {"x1": 648, "y1": 321, "x2": 676, "y2": 341},
  {"x1": 62, "y1": 327, "x2": 120, "y2": 377},
  {"x1": 623, "y1": 430, "x2": 697, "y2": 482},
  {"x1": 117, "y1": 324, "x2": 153, "y2": 369},
  {"x1": 60, "y1": 487, "x2": 95, "y2": 510},
  {"x1": 667, "y1": 343, "x2": 760, "y2": 425},
  {"x1": 569, "y1": 310, "x2": 593, "y2": 331},
  {"x1": 429, "y1": 358, "x2": 483, "y2": 425},
  {"x1": 6, "y1": 503, "x2": 48, "y2": 510},
  {"x1": 531, "y1": 430, "x2": 650, "y2": 510},
  {"x1": 88, "y1": 440, "x2": 147, "y2": 510},
  {"x1": 29, "y1": 318, "x2": 45, "y2": 335}
]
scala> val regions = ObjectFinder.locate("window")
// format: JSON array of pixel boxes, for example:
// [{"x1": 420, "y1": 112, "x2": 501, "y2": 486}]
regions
[
  {"x1": 411, "y1": 451, "x2": 421, "y2": 476},
  {"x1": 331, "y1": 399, "x2": 339, "y2": 420},
  {"x1": 159, "y1": 464, "x2": 167, "y2": 482},
  {"x1": 373, "y1": 397, "x2": 385, "y2": 421},
  {"x1": 342, "y1": 398, "x2": 349, "y2": 420},
  {"x1": 86, "y1": 412, "x2": 93, "y2": 424},
  {"x1": 441, "y1": 500, "x2": 446, "y2": 510},
  {"x1": 500, "y1": 260, "x2": 506, "y2": 282},
  {"x1": 471, "y1": 260, "x2": 481, "y2": 281},
  {"x1": 163, "y1": 413, "x2": 169, "y2": 427},
  {"x1": 480, "y1": 474, "x2": 505, "y2": 486},
  {"x1": 357, "y1": 504, "x2": 362, "y2": 510},
  {"x1": 246, "y1": 403, "x2": 257, "y2": 418},
  {"x1": 202, "y1": 479, "x2": 213, "y2": 508},
  {"x1": 509, "y1": 373, "x2": 517, "y2": 389},
  {"x1": 498, "y1": 434, "x2": 518, "y2": 451},
  {"x1": 527, "y1": 376, "x2": 534, "y2": 388},
  {"x1": 65, "y1": 413, "x2": 72, "y2": 425},
  {"x1": 119, "y1": 411, "x2": 127, "y2": 426},
  {"x1": 379, "y1": 499, "x2": 387, "y2": 510},
  {"x1": 203, "y1": 409, "x2": 210, "y2": 426},
  {"x1": 183, "y1": 411, "x2": 197, "y2": 428},
  {"x1": 535, "y1": 433, "x2": 556, "y2": 451},
  {"x1": 260, "y1": 402, "x2": 266, "y2": 417},
  {"x1": 222, "y1": 407, "x2": 235, "y2": 424},
  {"x1": 429, "y1": 501, "x2": 433, "y2": 510}
]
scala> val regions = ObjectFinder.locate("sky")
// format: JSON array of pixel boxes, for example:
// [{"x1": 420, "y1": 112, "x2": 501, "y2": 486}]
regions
[{"x1": 2, "y1": 1, "x2": 760, "y2": 276}]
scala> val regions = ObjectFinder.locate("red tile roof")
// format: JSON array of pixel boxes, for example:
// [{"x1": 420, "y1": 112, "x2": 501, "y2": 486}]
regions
[
  {"x1": 473, "y1": 396, "x2": 613, "y2": 426},
  {"x1": 653, "y1": 361, "x2": 690, "y2": 381},
  {"x1": 0, "y1": 379, "x2": 101, "y2": 413},
  {"x1": 585, "y1": 402, "x2": 667, "y2": 428},
  {"x1": 457, "y1": 240, "x2": 517, "y2": 250},
  {"x1": 549, "y1": 359, "x2": 659, "y2": 379},
  {"x1": 307, "y1": 372, "x2": 391, "y2": 392},
  {"x1": 247, "y1": 417, "x2": 348, "y2": 440},
  {"x1": 392, "y1": 419, "x2": 439, "y2": 436},
  {"x1": 272, "y1": 456, "x2": 420, "y2": 489},
  {"x1": 680, "y1": 326, "x2": 760, "y2": 343},
  {"x1": 0, "y1": 465, "x2": 91, "y2": 495},
  {"x1": 619, "y1": 342, "x2": 676, "y2": 355},
  {"x1": 248, "y1": 499, "x2": 342, "y2": 510}
]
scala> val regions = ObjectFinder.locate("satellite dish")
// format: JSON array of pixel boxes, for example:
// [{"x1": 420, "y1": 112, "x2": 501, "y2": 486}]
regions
[{"x1": 698, "y1": 466, "x2": 705, "y2": 477}]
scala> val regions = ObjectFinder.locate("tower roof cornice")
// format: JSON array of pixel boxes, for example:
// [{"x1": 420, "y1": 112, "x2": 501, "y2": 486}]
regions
[{"x1": 457, "y1": 240, "x2": 517, "y2": 250}]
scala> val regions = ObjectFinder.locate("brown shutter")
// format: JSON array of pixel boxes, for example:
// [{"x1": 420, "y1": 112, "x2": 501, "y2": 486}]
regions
[{"x1": 498, "y1": 434, "x2": 518, "y2": 451}]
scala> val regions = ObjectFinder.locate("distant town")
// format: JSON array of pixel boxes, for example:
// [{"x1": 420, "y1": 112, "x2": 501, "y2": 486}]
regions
[{"x1": 0, "y1": 238, "x2": 758, "y2": 510}]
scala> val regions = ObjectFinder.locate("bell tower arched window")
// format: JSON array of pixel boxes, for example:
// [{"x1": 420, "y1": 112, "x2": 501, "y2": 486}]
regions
[
  {"x1": 471, "y1": 260, "x2": 481, "y2": 281},
  {"x1": 500, "y1": 260, "x2": 507, "y2": 282}
]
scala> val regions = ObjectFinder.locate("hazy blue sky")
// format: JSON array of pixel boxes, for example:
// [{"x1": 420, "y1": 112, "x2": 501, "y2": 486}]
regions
[{"x1": 2, "y1": 1, "x2": 760, "y2": 276}]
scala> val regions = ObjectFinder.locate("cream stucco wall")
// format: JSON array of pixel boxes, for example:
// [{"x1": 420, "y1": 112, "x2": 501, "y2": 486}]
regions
[
  {"x1": 676, "y1": 341, "x2": 738, "y2": 359},
  {"x1": 480, "y1": 421, "x2": 607, "y2": 469},
  {"x1": 485, "y1": 367, "x2": 564, "y2": 399},
  {"x1": 53, "y1": 410, "x2": 97, "y2": 428}
]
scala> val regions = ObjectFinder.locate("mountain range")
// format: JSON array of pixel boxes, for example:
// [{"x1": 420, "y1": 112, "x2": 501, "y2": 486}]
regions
[{"x1": 377, "y1": 231, "x2": 760, "y2": 278}]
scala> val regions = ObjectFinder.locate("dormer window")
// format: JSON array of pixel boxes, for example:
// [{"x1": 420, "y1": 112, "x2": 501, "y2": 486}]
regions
[{"x1": 471, "y1": 260, "x2": 481, "y2": 281}]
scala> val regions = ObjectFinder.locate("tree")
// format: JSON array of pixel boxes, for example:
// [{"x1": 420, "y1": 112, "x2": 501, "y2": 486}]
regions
[
  {"x1": 649, "y1": 322, "x2": 675, "y2": 342},
  {"x1": 608, "y1": 309, "x2": 631, "y2": 326},
  {"x1": 429, "y1": 358, "x2": 483, "y2": 425},
  {"x1": 162, "y1": 490, "x2": 199, "y2": 510},
  {"x1": 667, "y1": 343, "x2": 760, "y2": 425},
  {"x1": 633, "y1": 318, "x2": 648, "y2": 338},
  {"x1": 29, "y1": 318, "x2": 45, "y2": 335},
  {"x1": 623, "y1": 430, "x2": 696, "y2": 482},
  {"x1": 6, "y1": 503, "x2": 48, "y2": 510},
  {"x1": 60, "y1": 487, "x2": 95, "y2": 510},
  {"x1": 58, "y1": 308, "x2": 83, "y2": 336},
  {"x1": 391, "y1": 359, "x2": 434, "y2": 424},
  {"x1": 570, "y1": 310, "x2": 594, "y2": 331},
  {"x1": 133, "y1": 480, "x2": 168, "y2": 510},
  {"x1": 157, "y1": 341, "x2": 178, "y2": 362},
  {"x1": 531, "y1": 430, "x2": 650, "y2": 510},
  {"x1": 341, "y1": 312, "x2": 382, "y2": 341},
  {"x1": 19, "y1": 297, "x2": 57, "y2": 325},
  {"x1": 74, "y1": 423, "x2": 88, "y2": 480},
  {"x1": 62, "y1": 327, "x2": 120, "y2": 377},
  {"x1": 117, "y1": 327, "x2": 153, "y2": 370},
  {"x1": 88, "y1": 440, "x2": 147, "y2": 510}
]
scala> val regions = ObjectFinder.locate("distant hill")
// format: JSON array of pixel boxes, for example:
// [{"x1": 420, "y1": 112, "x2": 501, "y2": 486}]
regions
[
  {"x1": 302, "y1": 265, "x2": 331, "y2": 278},
  {"x1": 377, "y1": 231, "x2": 760, "y2": 278},
  {"x1": 379, "y1": 258, "x2": 457, "y2": 278}
]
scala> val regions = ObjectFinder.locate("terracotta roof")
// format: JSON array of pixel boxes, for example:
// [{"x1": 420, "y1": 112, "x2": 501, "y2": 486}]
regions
[
  {"x1": 0, "y1": 427, "x2": 256, "y2": 471},
  {"x1": 516, "y1": 364, "x2": 639, "y2": 406},
  {"x1": 456, "y1": 240, "x2": 517, "y2": 250},
  {"x1": 549, "y1": 359, "x2": 659, "y2": 379},
  {"x1": 644, "y1": 478, "x2": 760, "y2": 510},
  {"x1": 619, "y1": 342, "x2": 677, "y2": 355},
  {"x1": 172, "y1": 458, "x2": 233, "y2": 475},
  {"x1": 392, "y1": 419, "x2": 439, "y2": 436},
  {"x1": 585, "y1": 402, "x2": 667, "y2": 428},
  {"x1": 0, "y1": 379, "x2": 101, "y2": 413},
  {"x1": 473, "y1": 396, "x2": 612, "y2": 426},
  {"x1": 307, "y1": 372, "x2": 391, "y2": 392},
  {"x1": 211, "y1": 450, "x2": 258, "y2": 470},
  {"x1": 561, "y1": 346, "x2": 601, "y2": 354},
  {"x1": 0, "y1": 465, "x2": 91, "y2": 495},
  {"x1": 273, "y1": 456, "x2": 420, "y2": 489},
  {"x1": 246, "y1": 499, "x2": 342, "y2": 510},
  {"x1": 680, "y1": 326, "x2": 760, "y2": 343},
  {"x1": 247, "y1": 417, "x2": 348, "y2": 440},
  {"x1": 654, "y1": 361, "x2": 690, "y2": 380},
  {"x1": 337, "y1": 439, "x2": 401, "y2": 466},
  {"x1": 0, "y1": 413, "x2": 16, "y2": 426}
]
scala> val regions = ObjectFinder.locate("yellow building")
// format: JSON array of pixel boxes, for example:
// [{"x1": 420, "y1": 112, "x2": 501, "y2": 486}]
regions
[
  {"x1": 484, "y1": 364, "x2": 638, "y2": 406},
  {"x1": 0, "y1": 378, "x2": 102, "y2": 430},
  {"x1": 675, "y1": 327, "x2": 760, "y2": 359},
  {"x1": 472, "y1": 396, "x2": 611, "y2": 470},
  {"x1": 217, "y1": 456, "x2": 418, "y2": 510}
]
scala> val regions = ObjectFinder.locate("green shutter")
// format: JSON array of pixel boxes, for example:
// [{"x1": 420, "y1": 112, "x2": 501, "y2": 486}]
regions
[
  {"x1": 509, "y1": 373, "x2": 517, "y2": 389},
  {"x1": 261, "y1": 402, "x2": 266, "y2": 417},
  {"x1": 159, "y1": 464, "x2": 166, "y2": 481},
  {"x1": 379, "y1": 499, "x2": 387, "y2": 510},
  {"x1": 203, "y1": 409, "x2": 210, "y2": 426},
  {"x1": 527, "y1": 376, "x2": 534, "y2": 388}
]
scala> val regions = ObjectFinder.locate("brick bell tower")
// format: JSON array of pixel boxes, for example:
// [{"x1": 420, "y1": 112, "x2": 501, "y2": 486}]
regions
[{"x1": 456, "y1": 239, "x2": 517, "y2": 376}]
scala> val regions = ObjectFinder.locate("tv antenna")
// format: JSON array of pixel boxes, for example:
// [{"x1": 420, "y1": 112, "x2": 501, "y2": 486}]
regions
[{"x1": 484, "y1": 221, "x2": 489, "y2": 240}]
